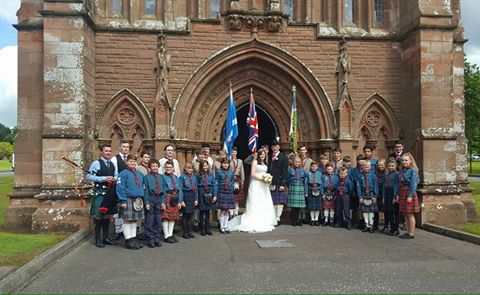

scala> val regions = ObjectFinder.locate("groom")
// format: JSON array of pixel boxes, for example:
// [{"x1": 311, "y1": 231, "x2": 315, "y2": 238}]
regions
[{"x1": 268, "y1": 140, "x2": 289, "y2": 225}]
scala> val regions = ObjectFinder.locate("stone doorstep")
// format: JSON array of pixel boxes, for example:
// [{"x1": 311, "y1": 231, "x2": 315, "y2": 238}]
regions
[
  {"x1": 0, "y1": 229, "x2": 90, "y2": 294},
  {"x1": 422, "y1": 223, "x2": 480, "y2": 246}
]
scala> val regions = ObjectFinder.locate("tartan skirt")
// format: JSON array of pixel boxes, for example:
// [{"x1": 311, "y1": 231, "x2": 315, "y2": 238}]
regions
[
  {"x1": 322, "y1": 195, "x2": 336, "y2": 209},
  {"x1": 398, "y1": 184, "x2": 420, "y2": 213},
  {"x1": 217, "y1": 186, "x2": 235, "y2": 210},
  {"x1": 182, "y1": 190, "x2": 196, "y2": 214},
  {"x1": 306, "y1": 189, "x2": 322, "y2": 210},
  {"x1": 198, "y1": 187, "x2": 215, "y2": 211},
  {"x1": 359, "y1": 199, "x2": 379, "y2": 213},
  {"x1": 119, "y1": 197, "x2": 145, "y2": 221},
  {"x1": 163, "y1": 194, "x2": 180, "y2": 221},
  {"x1": 271, "y1": 186, "x2": 288, "y2": 205},
  {"x1": 287, "y1": 182, "x2": 306, "y2": 208}
]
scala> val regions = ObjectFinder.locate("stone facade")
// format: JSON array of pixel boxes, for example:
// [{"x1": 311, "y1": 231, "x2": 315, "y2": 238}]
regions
[{"x1": 7, "y1": 0, "x2": 476, "y2": 231}]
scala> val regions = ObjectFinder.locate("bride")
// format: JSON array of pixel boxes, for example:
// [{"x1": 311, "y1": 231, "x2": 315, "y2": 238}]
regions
[{"x1": 228, "y1": 149, "x2": 277, "y2": 232}]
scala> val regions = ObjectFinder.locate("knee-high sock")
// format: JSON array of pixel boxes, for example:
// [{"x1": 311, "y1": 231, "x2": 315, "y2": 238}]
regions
[
  {"x1": 313, "y1": 210, "x2": 319, "y2": 221},
  {"x1": 217, "y1": 209, "x2": 221, "y2": 221},
  {"x1": 363, "y1": 213, "x2": 370, "y2": 227},
  {"x1": 162, "y1": 221, "x2": 170, "y2": 238},
  {"x1": 276, "y1": 205, "x2": 284, "y2": 220},
  {"x1": 310, "y1": 211, "x2": 315, "y2": 221},
  {"x1": 122, "y1": 222, "x2": 131, "y2": 240},
  {"x1": 168, "y1": 221, "x2": 175, "y2": 237},
  {"x1": 114, "y1": 214, "x2": 123, "y2": 233},
  {"x1": 329, "y1": 210, "x2": 334, "y2": 221},
  {"x1": 234, "y1": 202, "x2": 240, "y2": 216},
  {"x1": 324, "y1": 209, "x2": 329, "y2": 222},
  {"x1": 369, "y1": 213, "x2": 374, "y2": 229},
  {"x1": 229, "y1": 209, "x2": 234, "y2": 216}
]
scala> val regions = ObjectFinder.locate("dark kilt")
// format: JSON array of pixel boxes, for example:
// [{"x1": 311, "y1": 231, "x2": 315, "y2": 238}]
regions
[
  {"x1": 217, "y1": 186, "x2": 235, "y2": 210},
  {"x1": 119, "y1": 197, "x2": 145, "y2": 221},
  {"x1": 234, "y1": 176, "x2": 245, "y2": 204},
  {"x1": 89, "y1": 185, "x2": 117, "y2": 218},
  {"x1": 359, "y1": 198, "x2": 379, "y2": 213},
  {"x1": 322, "y1": 192, "x2": 336, "y2": 209},
  {"x1": 383, "y1": 187, "x2": 396, "y2": 213},
  {"x1": 182, "y1": 190, "x2": 196, "y2": 214},
  {"x1": 287, "y1": 181, "x2": 306, "y2": 208},
  {"x1": 306, "y1": 187, "x2": 322, "y2": 210},
  {"x1": 271, "y1": 185, "x2": 288, "y2": 205},
  {"x1": 163, "y1": 193, "x2": 181, "y2": 221},
  {"x1": 198, "y1": 187, "x2": 215, "y2": 211},
  {"x1": 398, "y1": 184, "x2": 420, "y2": 213}
]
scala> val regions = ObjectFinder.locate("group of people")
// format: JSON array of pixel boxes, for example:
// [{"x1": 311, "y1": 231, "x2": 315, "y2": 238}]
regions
[{"x1": 87, "y1": 139, "x2": 420, "y2": 250}]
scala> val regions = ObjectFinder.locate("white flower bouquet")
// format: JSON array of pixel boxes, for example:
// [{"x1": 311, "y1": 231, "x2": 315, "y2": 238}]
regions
[{"x1": 262, "y1": 173, "x2": 273, "y2": 186}]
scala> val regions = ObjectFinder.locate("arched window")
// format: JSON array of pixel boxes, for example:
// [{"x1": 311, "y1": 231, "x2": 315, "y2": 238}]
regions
[
  {"x1": 374, "y1": 0, "x2": 383, "y2": 24},
  {"x1": 344, "y1": 0, "x2": 354, "y2": 24},
  {"x1": 144, "y1": 0, "x2": 156, "y2": 16},
  {"x1": 112, "y1": 0, "x2": 123, "y2": 15},
  {"x1": 210, "y1": 0, "x2": 220, "y2": 18},
  {"x1": 284, "y1": 0, "x2": 294, "y2": 21}
]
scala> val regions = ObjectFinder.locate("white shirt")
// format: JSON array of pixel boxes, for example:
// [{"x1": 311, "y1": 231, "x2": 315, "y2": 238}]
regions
[
  {"x1": 158, "y1": 157, "x2": 181, "y2": 177},
  {"x1": 111, "y1": 152, "x2": 128, "y2": 175}
]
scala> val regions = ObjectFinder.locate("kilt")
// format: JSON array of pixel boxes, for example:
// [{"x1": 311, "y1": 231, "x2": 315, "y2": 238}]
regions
[
  {"x1": 322, "y1": 191, "x2": 336, "y2": 209},
  {"x1": 182, "y1": 190, "x2": 196, "y2": 214},
  {"x1": 359, "y1": 198, "x2": 378, "y2": 213},
  {"x1": 234, "y1": 177, "x2": 245, "y2": 204},
  {"x1": 306, "y1": 190, "x2": 322, "y2": 210},
  {"x1": 89, "y1": 186, "x2": 117, "y2": 218},
  {"x1": 287, "y1": 181, "x2": 306, "y2": 208},
  {"x1": 119, "y1": 197, "x2": 145, "y2": 221},
  {"x1": 198, "y1": 187, "x2": 215, "y2": 211},
  {"x1": 383, "y1": 187, "x2": 396, "y2": 213},
  {"x1": 217, "y1": 186, "x2": 235, "y2": 210},
  {"x1": 163, "y1": 193, "x2": 180, "y2": 220},
  {"x1": 271, "y1": 186, "x2": 288, "y2": 205},
  {"x1": 398, "y1": 184, "x2": 420, "y2": 213}
]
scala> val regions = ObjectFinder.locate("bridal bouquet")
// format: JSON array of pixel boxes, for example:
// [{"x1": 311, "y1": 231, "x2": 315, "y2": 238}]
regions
[{"x1": 262, "y1": 173, "x2": 273, "y2": 186}]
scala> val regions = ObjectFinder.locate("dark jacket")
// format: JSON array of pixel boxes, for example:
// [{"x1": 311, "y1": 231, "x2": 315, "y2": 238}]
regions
[{"x1": 268, "y1": 152, "x2": 289, "y2": 187}]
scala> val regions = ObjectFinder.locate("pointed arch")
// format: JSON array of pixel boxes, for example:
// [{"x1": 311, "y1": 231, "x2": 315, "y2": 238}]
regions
[
  {"x1": 98, "y1": 88, "x2": 154, "y2": 143},
  {"x1": 353, "y1": 92, "x2": 400, "y2": 142}
]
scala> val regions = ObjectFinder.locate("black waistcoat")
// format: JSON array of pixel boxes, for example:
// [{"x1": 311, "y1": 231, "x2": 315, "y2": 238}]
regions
[{"x1": 115, "y1": 154, "x2": 127, "y2": 173}]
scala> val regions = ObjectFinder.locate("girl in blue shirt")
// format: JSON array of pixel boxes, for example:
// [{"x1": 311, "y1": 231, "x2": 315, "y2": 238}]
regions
[{"x1": 398, "y1": 153, "x2": 420, "y2": 239}]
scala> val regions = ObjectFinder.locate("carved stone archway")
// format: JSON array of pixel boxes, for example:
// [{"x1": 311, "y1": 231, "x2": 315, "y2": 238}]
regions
[{"x1": 171, "y1": 38, "x2": 336, "y2": 148}]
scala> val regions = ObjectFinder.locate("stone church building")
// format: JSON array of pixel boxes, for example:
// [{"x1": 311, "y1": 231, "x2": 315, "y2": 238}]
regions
[{"x1": 6, "y1": 0, "x2": 477, "y2": 231}]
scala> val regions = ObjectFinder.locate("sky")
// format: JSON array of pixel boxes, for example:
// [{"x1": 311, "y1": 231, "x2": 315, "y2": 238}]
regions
[{"x1": 0, "y1": 0, "x2": 479, "y2": 128}]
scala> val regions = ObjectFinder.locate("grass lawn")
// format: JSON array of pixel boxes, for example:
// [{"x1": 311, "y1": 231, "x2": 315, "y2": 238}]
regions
[
  {"x1": 0, "y1": 175, "x2": 13, "y2": 226},
  {"x1": 461, "y1": 181, "x2": 480, "y2": 235},
  {"x1": 0, "y1": 160, "x2": 12, "y2": 172}
]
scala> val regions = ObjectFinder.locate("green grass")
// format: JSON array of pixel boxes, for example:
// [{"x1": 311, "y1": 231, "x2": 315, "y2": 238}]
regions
[
  {"x1": 0, "y1": 176, "x2": 13, "y2": 226},
  {"x1": 0, "y1": 232, "x2": 66, "y2": 266},
  {"x1": 0, "y1": 160, "x2": 12, "y2": 172},
  {"x1": 462, "y1": 224, "x2": 480, "y2": 236}
]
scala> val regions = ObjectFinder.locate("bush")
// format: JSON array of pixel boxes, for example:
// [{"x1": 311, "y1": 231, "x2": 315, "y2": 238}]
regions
[{"x1": 0, "y1": 142, "x2": 13, "y2": 160}]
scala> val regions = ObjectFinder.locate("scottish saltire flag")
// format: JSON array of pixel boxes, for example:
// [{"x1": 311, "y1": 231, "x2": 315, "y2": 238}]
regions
[
  {"x1": 224, "y1": 86, "x2": 239, "y2": 157},
  {"x1": 246, "y1": 88, "x2": 259, "y2": 155},
  {"x1": 289, "y1": 86, "x2": 298, "y2": 154}
]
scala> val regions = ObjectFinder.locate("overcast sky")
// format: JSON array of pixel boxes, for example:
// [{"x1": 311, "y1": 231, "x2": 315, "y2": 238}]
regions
[{"x1": 0, "y1": 0, "x2": 479, "y2": 128}]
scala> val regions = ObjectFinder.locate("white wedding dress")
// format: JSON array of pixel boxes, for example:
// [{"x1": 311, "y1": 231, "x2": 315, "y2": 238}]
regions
[{"x1": 228, "y1": 162, "x2": 277, "y2": 233}]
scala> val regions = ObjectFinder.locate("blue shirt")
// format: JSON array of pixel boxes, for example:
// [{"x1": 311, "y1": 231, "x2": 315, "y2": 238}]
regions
[
  {"x1": 307, "y1": 170, "x2": 323, "y2": 190},
  {"x1": 197, "y1": 173, "x2": 216, "y2": 195},
  {"x1": 144, "y1": 173, "x2": 166, "y2": 204},
  {"x1": 116, "y1": 169, "x2": 145, "y2": 203},
  {"x1": 86, "y1": 157, "x2": 118, "y2": 183},
  {"x1": 180, "y1": 173, "x2": 199, "y2": 201},
  {"x1": 337, "y1": 176, "x2": 355, "y2": 197},
  {"x1": 163, "y1": 173, "x2": 184, "y2": 203},
  {"x1": 399, "y1": 168, "x2": 419, "y2": 197},
  {"x1": 321, "y1": 174, "x2": 339, "y2": 195},
  {"x1": 287, "y1": 167, "x2": 308, "y2": 194},
  {"x1": 356, "y1": 171, "x2": 379, "y2": 199},
  {"x1": 215, "y1": 169, "x2": 234, "y2": 196}
]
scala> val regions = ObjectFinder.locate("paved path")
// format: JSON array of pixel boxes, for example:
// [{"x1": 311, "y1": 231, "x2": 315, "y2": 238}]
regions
[
  {"x1": 0, "y1": 171, "x2": 13, "y2": 177},
  {"x1": 20, "y1": 225, "x2": 480, "y2": 293},
  {"x1": 468, "y1": 176, "x2": 480, "y2": 182}
]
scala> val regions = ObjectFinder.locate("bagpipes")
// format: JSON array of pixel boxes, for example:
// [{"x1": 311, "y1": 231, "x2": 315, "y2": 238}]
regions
[{"x1": 62, "y1": 156, "x2": 91, "y2": 207}]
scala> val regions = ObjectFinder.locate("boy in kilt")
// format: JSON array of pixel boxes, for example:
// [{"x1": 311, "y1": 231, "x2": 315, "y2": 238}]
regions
[
  {"x1": 383, "y1": 159, "x2": 400, "y2": 236},
  {"x1": 162, "y1": 160, "x2": 184, "y2": 243},
  {"x1": 268, "y1": 140, "x2": 289, "y2": 224},
  {"x1": 180, "y1": 163, "x2": 198, "y2": 239},
  {"x1": 287, "y1": 157, "x2": 308, "y2": 226},
  {"x1": 321, "y1": 163, "x2": 339, "y2": 226},
  {"x1": 356, "y1": 160, "x2": 379, "y2": 233},
  {"x1": 143, "y1": 159, "x2": 165, "y2": 248},
  {"x1": 306, "y1": 162, "x2": 322, "y2": 226},
  {"x1": 215, "y1": 158, "x2": 235, "y2": 234},
  {"x1": 197, "y1": 160, "x2": 216, "y2": 236},
  {"x1": 230, "y1": 147, "x2": 245, "y2": 217},
  {"x1": 398, "y1": 153, "x2": 420, "y2": 239},
  {"x1": 87, "y1": 144, "x2": 118, "y2": 248},
  {"x1": 116, "y1": 155, "x2": 150, "y2": 250},
  {"x1": 335, "y1": 167, "x2": 354, "y2": 229}
]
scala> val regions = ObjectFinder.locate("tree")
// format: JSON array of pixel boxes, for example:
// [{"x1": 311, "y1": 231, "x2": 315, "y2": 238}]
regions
[
  {"x1": 465, "y1": 60, "x2": 480, "y2": 170},
  {"x1": 0, "y1": 142, "x2": 13, "y2": 160},
  {"x1": 0, "y1": 124, "x2": 17, "y2": 143}
]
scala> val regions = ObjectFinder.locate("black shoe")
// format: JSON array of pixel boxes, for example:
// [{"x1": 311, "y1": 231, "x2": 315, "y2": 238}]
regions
[
  {"x1": 399, "y1": 233, "x2": 414, "y2": 239},
  {"x1": 316, "y1": 221, "x2": 321, "y2": 226},
  {"x1": 125, "y1": 239, "x2": 138, "y2": 250},
  {"x1": 206, "y1": 230, "x2": 213, "y2": 236},
  {"x1": 188, "y1": 232, "x2": 195, "y2": 238},
  {"x1": 388, "y1": 230, "x2": 400, "y2": 236},
  {"x1": 103, "y1": 237, "x2": 117, "y2": 246},
  {"x1": 147, "y1": 240, "x2": 156, "y2": 248},
  {"x1": 322, "y1": 221, "x2": 328, "y2": 227},
  {"x1": 277, "y1": 220, "x2": 282, "y2": 226},
  {"x1": 200, "y1": 229, "x2": 206, "y2": 236},
  {"x1": 172, "y1": 236, "x2": 178, "y2": 243},
  {"x1": 183, "y1": 233, "x2": 190, "y2": 239},
  {"x1": 362, "y1": 227, "x2": 368, "y2": 232},
  {"x1": 225, "y1": 229, "x2": 231, "y2": 234},
  {"x1": 133, "y1": 238, "x2": 143, "y2": 249},
  {"x1": 329, "y1": 221, "x2": 334, "y2": 227},
  {"x1": 154, "y1": 240, "x2": 162, "y2": 247},
  {"x1": 369, "y1": 227, "x2": 374, "y2": 233},
  {"x1": 220, "y1": 229, "x2": 227, "y2": 234},
  {"x1": 310, "y1": 221, "x2": 315, "y2": 226},
  {"x1": 164, "y1": 237, "x2": 175, "y2": 243},
  {"x1": 346, "y1": 222, "x2": 352, "y2": 230},
  {"x1": 95, "y1": 239, "x2": 105, "y2": 248}
]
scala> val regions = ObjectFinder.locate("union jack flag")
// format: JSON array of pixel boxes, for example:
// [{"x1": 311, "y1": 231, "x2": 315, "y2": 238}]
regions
[{"x1": 246, "y1": 88, "x2": 259, "y2": 154}]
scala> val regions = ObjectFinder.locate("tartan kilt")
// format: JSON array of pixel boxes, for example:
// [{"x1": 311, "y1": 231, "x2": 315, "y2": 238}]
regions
[
  {"x1": 198, "y1": 187, "x2": 215, "y2": 211},
  {"x1": 287, "y1": 182, "x2": 306, "y2": 208},
  {"x1": 398, "y1": 184, "x2": 420, "y2": 213},
  {"x1": 233, "y1": 177, "x2": 245, "y2": 204},
  {"x1": 271, "y1": 186, "x2": 288, "y2": 205},
  {"x1": 119, "y1": 197, "x2": 145, "y2": 221},
  {"x1": 182, "y1": 190, "x2": 196, "y2": 214},
  {"x1": 217, "y1": 186, "x2": 235, "y2": 210},
  {"x1": 359, "y1": 200, "x2": 379, "y2": 213},
  {"x1": 89, "y1": 186, "x2": 117, "y2": 218},
  {"x1": 322, "y1": 196, "x2": 336, "y2": 209},
  {"x1": 306, "y1": 190, "x2": 322, "y2": 210},
  {"x1": 163, "y1": 194, "x2": 181, "y2": 221}
]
